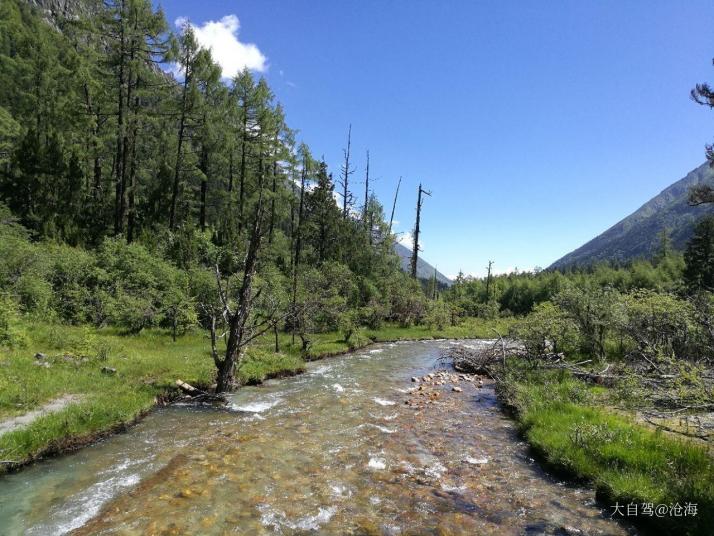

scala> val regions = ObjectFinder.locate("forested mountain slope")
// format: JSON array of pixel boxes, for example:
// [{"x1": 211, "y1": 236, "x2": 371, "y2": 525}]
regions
[
  {"x1": 393, "y1": 242, "x2": 452, "y2": 286},
  {"x1": 551, "y1": 162, "x2": 714, "y2": 269}
]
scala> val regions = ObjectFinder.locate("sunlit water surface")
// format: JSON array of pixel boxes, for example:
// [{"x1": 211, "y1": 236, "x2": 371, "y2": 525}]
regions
[{"x1": 0, "y1": 340, "x2": 634, "y2": 535}]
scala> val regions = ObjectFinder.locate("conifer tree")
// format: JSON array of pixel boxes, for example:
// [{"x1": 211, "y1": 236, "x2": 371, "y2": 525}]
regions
[{"x1": 684, "y1": 216, "x2": 714, "y2": 291}]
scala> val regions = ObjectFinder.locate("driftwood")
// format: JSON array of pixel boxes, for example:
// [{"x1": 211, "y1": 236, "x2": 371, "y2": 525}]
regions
[
  {"x1": 552, "y1": 362, "x2": 619, "y2": 386},
  {"x1": 175, "y1": 379, "x2": 225, "y2": 403},
  {"x1": 440, "y1": 340, "x2": 524, "y2": 379}
]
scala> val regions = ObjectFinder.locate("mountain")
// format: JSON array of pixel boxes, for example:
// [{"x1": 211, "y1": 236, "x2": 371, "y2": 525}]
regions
[
  {"x1": 550, "y1": 162, "x2": 714, "y2": 269},
  {"x1": 393, "y1": 242, "x2": 453, "y2": 286}
]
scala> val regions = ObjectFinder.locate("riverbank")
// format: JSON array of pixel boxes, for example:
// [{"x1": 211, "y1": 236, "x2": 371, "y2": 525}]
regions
[
  {"x1": 2, "y1": 337, "x2": 632, "y2": 535},
  {"x1": 496, "y1": 366, "x2": 714, "y2": 536},
  {"x1": 0, "y1": 318, "x2": 513, "y2": 473}
]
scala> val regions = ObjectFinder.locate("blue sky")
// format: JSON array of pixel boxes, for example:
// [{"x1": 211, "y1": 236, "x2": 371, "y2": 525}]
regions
[{"x1": 162, "y1": 0, "x2": 714, "y2": 278}]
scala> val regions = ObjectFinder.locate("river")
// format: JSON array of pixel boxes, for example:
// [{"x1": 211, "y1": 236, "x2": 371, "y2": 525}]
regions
[{"x1": 0, "y1": 340, "x2": 633, "y2": 535}]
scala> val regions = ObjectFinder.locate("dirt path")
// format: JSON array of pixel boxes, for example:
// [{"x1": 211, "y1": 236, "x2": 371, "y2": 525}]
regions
[{"x1": 0, "y1": 395, "x2": 83, "y2": 437}]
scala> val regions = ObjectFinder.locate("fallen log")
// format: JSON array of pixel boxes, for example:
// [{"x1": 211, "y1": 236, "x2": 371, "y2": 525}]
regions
[
  {"x1": 175, "y1": 380, "x2": 226, "y2": 403},
  {"x1": 175, "y1": 379, "x2": 201, "y2": 395}
]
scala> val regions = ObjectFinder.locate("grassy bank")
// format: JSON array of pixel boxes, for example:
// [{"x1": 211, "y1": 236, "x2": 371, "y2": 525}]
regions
[
  {"x1": 0, "y1": 317, "x2": 512, "y2": 472},
  {"x1": 498, "y1": 367, "x2": 714, "y2": 535}
]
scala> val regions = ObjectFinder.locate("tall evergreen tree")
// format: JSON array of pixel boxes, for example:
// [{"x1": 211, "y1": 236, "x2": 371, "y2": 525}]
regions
[{"x1": 684, "y1": 216, "x2": 714, "y2": 291}]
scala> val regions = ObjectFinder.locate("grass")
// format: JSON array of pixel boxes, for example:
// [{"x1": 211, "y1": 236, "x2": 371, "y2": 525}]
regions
[
  {"x1": 0, "y1": 316, "x2": 509, "y2": 471},
  {"x1": 498, "y1": 367, "x2": 714, "y2": 535}
]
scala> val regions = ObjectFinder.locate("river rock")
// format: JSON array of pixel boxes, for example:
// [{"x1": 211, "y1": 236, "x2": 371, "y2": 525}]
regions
[
  {"x1": 452, "y1": 386, "x2": 462, "y2": 392},
  {"x1": 411, "y1": 376, "x2": 419, "y2": 383}
]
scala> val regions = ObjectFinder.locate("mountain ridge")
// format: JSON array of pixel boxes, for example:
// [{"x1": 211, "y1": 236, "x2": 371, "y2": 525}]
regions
[
  {"x1": 550, "y1": 162, "x2": 714, "y2": 269},
  {"x1": 393, "y1": 242, "x2": 452, "y2": 286}
]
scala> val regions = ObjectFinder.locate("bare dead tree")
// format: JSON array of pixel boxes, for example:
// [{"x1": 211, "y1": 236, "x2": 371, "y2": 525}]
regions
[
  {"x1": 485, "y1": 260, "x2": 494, "y2": 299},
  {"x1": 362, "y1": 149, "x2": 370, "y2": 223},
  {"x1": 410, "y1": 183, "x2": 431, "y2": 279},
  {"x1": 338, "y1": 124, "x2": 355, "y2": 219},
  {"x1": 388, "y1": 176, "x2": 401, "y2": 235},
  {"x1": 213, "y1": 155, "x2": 277, "y2": 393},
  {"x1": 291, "y1": 152, "x2": 308, "y2": 344}
]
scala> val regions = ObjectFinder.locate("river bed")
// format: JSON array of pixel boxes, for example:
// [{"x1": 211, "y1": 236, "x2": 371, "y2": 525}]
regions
[{"x1": 0, "y1": 340, "x2": 633, "y2": 535}]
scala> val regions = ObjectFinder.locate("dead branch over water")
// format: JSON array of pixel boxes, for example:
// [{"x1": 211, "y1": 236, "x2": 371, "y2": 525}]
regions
[{"x1": 441, "y1": 342, "x2": 714, "y2": 442}]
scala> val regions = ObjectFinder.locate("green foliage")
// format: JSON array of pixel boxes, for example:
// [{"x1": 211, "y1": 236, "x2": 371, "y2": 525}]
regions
[
  {"x1": 424, "y1": 299, "x2": 451, "y2": 330},
  {"x1": 0, "y1": 294, "x2": 26, "y2": 347},
  {"x1": 445, "y1": 256, "x2": 685, "y2": 318},
  {"x1": 554, "y1": 285, "x2": 622, "y2": 359},
  {"x1": 684, "y1": 216, "x2": 714, "y2": 292},
  {"x1": 389, "y1": 276, "x2": 428, "y2": 327},
  {"x1": 514, "y1": 286, "x2": 711, "y2": 363},
  {"x1": 501, "y1": 368, "x2": 714, "y2": 536},
  {"x1": 617, "y1": 289, "x2": 696, "y2": 361},
  {"x1": 338, "y1": 310, "x2": 358, "y2": 344},
  {"x1": 511, "y1": 301, "x2": 579, "y2": 356}
]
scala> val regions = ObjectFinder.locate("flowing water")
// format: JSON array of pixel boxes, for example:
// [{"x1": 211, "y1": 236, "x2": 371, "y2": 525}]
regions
[{"x1": 0, "y1": 340, "x2": 634, "y2": 535}]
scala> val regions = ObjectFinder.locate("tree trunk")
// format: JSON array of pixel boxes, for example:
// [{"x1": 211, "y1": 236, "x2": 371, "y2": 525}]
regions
[
  {"x1": 127, "y1": 89, "x2": 139, "y2": 243},
  {"x1": 388, "y1": 176, "x2": 401, "y2": 235},
  {"x1": 269, "y1": 161, "x2": 277, "y2": 244},
  {"x1": 199, "y1": 144, "x2": 208, "y2": 232},
  {"x1": 170, "y1": 53, "x2": 191, "y2": 230},
  {"x1": 113, "y1": 1, "x2": 126, "y2": 235},
  {"x1": 215, "y1": 155, "x2": 266, "y2": 393},
  {"x1": 238, "y1": 102, "x2": 248, "y2": 232},
  {"x1": 363, "y1": 149, "x2": 369, "y2": 223},
  {"x1": 411, "y1": 184, "x2": 422, "y2": 278},
  {"x1": 291, "y1": 157, "x2": 307, "y2": 344}
]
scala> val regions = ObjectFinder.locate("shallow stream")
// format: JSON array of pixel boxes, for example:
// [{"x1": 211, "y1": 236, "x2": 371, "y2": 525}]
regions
[{"x1": 0, "y1": 340, "x2": 633, "y2": 535}]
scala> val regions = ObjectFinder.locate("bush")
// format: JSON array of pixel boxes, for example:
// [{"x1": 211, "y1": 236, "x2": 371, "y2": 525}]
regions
[
  {"x1": 618, "y1": 290, "x2": 696, "y2": 361},
  {"x1": 358, "y1": 303, "x2": 387, "y2": 330},
  {"x1": 109, "y1": 292, "x2": 156, "y2": 334},
  {"x1": 390, "y1": 279, "x2": 427, "y2": 326},
  {"x1": 511, "y1": 301, "x2": 579, "y2": 356},
  {"x1": 14, "y1": 273, "x2": 52, "y2": 314},
  {"x1": 425, "y1": 299, "x2": 451, "y2": 330},
  {"x1": 47, "y1": 243, "x2": 96, "y2": 324},
  {"x1": 473, "y1": 299, "x2": 499, "y2": 320},
  {"x1": 338, "y1": 310, "x2": 358, "y2": 344},
  {"x1": 554, "y1": 285, "x2": 623, "y2": 359},
  {"x1": 0, "y1": 295, "x2": 26, "y2": 348}
]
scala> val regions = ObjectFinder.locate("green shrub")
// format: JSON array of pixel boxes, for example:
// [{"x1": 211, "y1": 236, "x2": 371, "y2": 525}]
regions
[
  {"x1": 0, "y1": 295, "x2": 26, "y2": 347},
  {"x1": 618, "y1": 289, "x2": 696, "y2": 361},
  {"x1": 511, "y1": 301, "x2": 579, "y2": 356},
  {"x1": 338, "y1": 310, "x2": 358, "y2": 344},
  {"x1": 109, "y1": 293, "x2": 156, "y2": 334},
  {"x1": 358, "y1": 303, "x2": 387, "y2": 330},
  {"x1": 14, "y1": 273, "x2": 52, "y2": 313},
  {"x1": 425, "y1": 299, "x2": 451, "y2": 330}
]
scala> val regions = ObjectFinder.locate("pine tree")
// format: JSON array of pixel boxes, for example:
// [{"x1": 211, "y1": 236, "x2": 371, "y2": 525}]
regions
[
  {"x1": 306, "y1": 161, "x2": 341, "y2": 264},
  {"x1": 684, "y1": 216, "x2": 714, "y2": 291}
]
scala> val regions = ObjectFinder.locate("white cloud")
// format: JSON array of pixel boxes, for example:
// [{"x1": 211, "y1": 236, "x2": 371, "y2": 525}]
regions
[
  {"x1": 175, "y1": 15, "x2": 267, "y2": 78},
  {"x1": 396, "y1": 232, "x2": 412, "y2": 247},
  {"x1": 396, "y1": 231, "x2": 425, "y2": 252}
]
